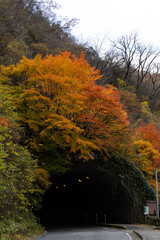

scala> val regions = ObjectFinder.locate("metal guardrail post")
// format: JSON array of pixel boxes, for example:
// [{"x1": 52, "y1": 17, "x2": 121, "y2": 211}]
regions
[{"x1": 156, "y1": 168, "x2": 159, "y2": 218}]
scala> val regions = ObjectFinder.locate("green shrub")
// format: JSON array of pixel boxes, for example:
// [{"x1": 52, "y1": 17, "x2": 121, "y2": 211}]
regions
[{"x1": 0, "y1": 213, "x2": 44, "y2": 240}]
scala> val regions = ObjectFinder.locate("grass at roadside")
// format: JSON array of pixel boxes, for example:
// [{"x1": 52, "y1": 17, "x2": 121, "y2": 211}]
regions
[{"x1": 0, "y1": 213, "x2": 44, "y2": 240}]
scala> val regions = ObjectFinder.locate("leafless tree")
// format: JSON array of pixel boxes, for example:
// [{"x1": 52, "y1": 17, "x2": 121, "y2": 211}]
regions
[
  {"x1": 147, "y1": 63, "x2": 160, "y2": 109},
  {"x1": 111, "y1": 33, "x2": 160, "y2": 96},
  {"x1": 136, "y1": 44, "x2": 160, "y2": 95},
  {"x1": 111, "y1": 32, "x2": 139, "y2": 85}
]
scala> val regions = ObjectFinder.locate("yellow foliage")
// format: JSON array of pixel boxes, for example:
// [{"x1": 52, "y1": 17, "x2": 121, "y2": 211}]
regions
[
  {"x1": 133, "y1": 140, "x2": 160, "y2": 174},
  {"x1": 1, "y1": 51, "x2": 130, "y2": 161},
  {"x1": 117, "y1": 78, "x2": 126, "y2": 90},
  {"x1": 141, "y1": 101, "x2": 155, "y2": 122}
]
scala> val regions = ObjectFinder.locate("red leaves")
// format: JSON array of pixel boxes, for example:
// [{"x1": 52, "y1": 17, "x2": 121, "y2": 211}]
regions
[
  {"x1": 76, "y1": 83, "x2": 130, "y2": 154},
  {"x1": 0, "y1": 117, "x2": 9, "y2": 126},
  {"x1": 2, "y1": 51, "x2": 131, "y2": 161},
  {"x1": 132, "y1": 123, "x2": 160, "y2": 193},
  {"x1": 134, "y1": 123, "x2": 160, "y2": 168},
  {"x1": 135, "y1": 123, "x2": 160, "y2": 151}
]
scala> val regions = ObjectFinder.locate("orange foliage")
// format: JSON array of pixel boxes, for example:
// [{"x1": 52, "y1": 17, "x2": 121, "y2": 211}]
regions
[
  {"x1": 0, "y1": 117, "x2": 9, "y2": 126},
  {"x1": 33, "y1": 168, "x2": 51, "y2": 194},
  {"x1": 2, "y1": 51, "x2": 130, "y2": 161},
  {"x1": 77, "y1": 83, "x2": 130, "y2": 154},
  {"x1": 134, "y1": 123, "x2": 160, "y2": 167},
  {"x1": 133, "y1": 123, "x2": 160, "y2": 193},
  {"x1": 133, "y1": 139, "x2": 160, "y2": 174}
]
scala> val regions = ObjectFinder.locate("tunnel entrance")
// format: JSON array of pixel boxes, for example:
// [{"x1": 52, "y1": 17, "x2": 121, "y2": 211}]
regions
[{"x1": 39, "y1": 165, "x2": 134, "y2": 227}]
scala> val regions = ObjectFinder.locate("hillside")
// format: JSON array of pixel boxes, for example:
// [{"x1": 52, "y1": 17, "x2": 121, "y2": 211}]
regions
[{"x1": 0, "y1": 0, "x2": 160, "y2": 239}]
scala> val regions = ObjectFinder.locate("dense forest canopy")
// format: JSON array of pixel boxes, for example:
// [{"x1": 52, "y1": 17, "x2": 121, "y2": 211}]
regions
[
  {"x1": 1, "y1": 52, "x2": 131, "y2": 170},
  {"x1": 1, "y1": 0, "x2": 160, "y2": 239}
]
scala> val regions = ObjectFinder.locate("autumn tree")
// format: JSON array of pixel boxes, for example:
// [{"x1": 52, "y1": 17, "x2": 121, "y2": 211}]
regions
[
  {"x1": 1, "y1": 52, "x2": 131, "y2": 173},
  {"x1": 134, "y1": 123, "x2": 160, "y2": 154},
  {"x1": 132, "y1": 123, "x2": 160, "y2": 192},
  {"x1": 119, "y1": 88, "x2": 141, "y2": 124},
  {"x1": 0, "y1": 82, "x2": 50, "y2": 219}
]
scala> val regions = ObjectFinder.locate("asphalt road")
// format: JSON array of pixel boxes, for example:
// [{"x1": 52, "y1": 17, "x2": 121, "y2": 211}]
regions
[{"x1": 36, "y1": 226, "x2": 139, "y2": 240}]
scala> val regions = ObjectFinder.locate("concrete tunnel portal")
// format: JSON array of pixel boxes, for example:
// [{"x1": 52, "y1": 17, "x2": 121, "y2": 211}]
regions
[{"x1": 39, "y1": 165, "x2": 135, "y2": 227}]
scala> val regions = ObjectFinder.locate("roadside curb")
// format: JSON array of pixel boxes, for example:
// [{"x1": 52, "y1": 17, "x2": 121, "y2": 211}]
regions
[
  {"x1": 133, "y1": 231, "x2": 144, "y2": 240},
  {"x1": 105, "y1": 224, "x2": 128, "y2": 230},
  {"x1": 153, "y1": 226, "x2": 160, "y2": 230},
  {"x1": 34, "y1": 230, "x2": 47, "y2": 239},
  {"x1": 96, "y1": 223, "x2": 128, "y2": 229}
]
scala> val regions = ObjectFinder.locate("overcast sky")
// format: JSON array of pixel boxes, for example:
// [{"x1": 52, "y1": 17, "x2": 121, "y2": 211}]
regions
[{"x1": 57, "y1": 0, "x2": 160, "y2": 51}]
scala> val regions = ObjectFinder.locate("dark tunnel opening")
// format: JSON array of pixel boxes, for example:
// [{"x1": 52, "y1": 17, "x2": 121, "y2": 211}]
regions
[{"x1": 38, "y1": 166, "x2": 134, "y2": 228}]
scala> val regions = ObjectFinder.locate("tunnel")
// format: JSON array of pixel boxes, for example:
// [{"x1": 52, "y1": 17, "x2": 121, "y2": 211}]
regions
[{"x1": 38, "y1": 165, "x2": 135, "y2": 227}]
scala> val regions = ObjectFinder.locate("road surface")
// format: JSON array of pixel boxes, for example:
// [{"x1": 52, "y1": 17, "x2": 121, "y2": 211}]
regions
[{"x1": 36, "y1": 226, "x2": 139, "y2": 240}]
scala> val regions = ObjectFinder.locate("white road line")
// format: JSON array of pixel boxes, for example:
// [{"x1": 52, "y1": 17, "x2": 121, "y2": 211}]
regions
[{"x1": 126, "y1": 232, "x2": 132, "y2": 240}]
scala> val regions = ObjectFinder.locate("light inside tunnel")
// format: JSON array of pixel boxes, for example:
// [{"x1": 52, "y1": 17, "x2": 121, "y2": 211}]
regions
[{"x1": 38, "y1": 166, "x2": 135, "y2": 227}]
